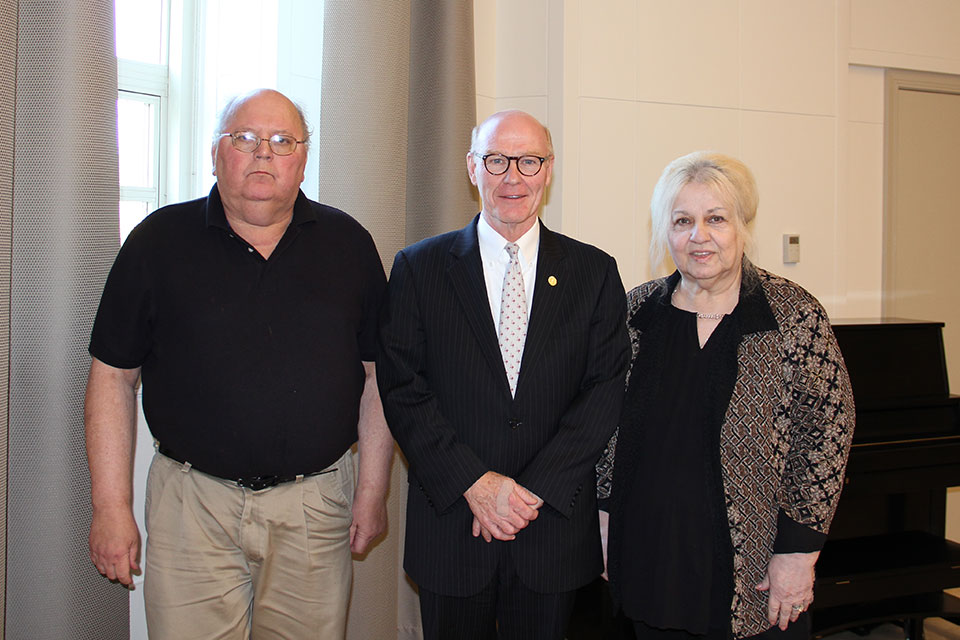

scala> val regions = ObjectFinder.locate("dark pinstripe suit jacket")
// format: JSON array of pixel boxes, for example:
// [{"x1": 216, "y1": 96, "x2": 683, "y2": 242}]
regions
[{"x1": 377, "y1": 216, "x2": 630, "y2": 596}]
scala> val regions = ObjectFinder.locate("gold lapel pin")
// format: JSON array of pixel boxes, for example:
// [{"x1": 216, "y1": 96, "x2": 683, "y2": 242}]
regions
[{"x1": 548, "y1": 275, "x2": 558, "y2": 287}]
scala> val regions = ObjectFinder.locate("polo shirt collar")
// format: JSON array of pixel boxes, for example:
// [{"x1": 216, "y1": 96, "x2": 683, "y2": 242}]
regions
[{"x1": 204, "y1": 183, "x2": 317, "y2": 231}]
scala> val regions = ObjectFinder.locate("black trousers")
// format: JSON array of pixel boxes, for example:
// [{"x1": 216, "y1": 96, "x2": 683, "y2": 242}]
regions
[{"x1": 418, "y1": 553, "x2": 577, "y2": 640}]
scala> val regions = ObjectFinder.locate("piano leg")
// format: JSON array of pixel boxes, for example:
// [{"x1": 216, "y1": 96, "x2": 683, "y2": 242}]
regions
[{"x1": 904, "y1": 616, "x2": 924, "y2": 640}]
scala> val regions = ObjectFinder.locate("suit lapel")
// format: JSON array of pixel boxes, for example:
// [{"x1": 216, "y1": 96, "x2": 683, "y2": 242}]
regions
[
  {"x1": 447, "y1": 217, "x2": 509, "y2": 390},
  {"x1": 516, "y1": 222, "x2": 565, "y2": 395}
]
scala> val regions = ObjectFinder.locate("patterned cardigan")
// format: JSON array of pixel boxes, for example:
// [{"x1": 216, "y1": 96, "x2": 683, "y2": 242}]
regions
[{"x1": 597, "y1": 265, "x2": 855, "y2": 638}]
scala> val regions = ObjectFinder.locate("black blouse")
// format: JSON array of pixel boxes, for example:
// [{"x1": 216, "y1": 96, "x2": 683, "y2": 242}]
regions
[{"x1": 619, "y1": 304, "x2": 735, "y2": 636}]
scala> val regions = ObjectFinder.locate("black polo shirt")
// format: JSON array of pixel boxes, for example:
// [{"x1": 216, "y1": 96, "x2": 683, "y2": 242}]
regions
[{"x1": 89, "y1": 185, "x2": 386, "y2": 479}]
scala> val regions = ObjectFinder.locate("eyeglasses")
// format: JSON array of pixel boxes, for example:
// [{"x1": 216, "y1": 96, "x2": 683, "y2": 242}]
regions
[
  {"x1": 219, "y1": 131, "x2": 306, "y2": 156},
  {"x1": 475, "y1": 153, "x2": 549, "y2": 177}
]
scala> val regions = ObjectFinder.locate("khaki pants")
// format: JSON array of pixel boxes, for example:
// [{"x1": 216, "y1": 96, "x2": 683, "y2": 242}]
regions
[{"x1": 143, "y1": 449, "x2": 355, "y2": 640}]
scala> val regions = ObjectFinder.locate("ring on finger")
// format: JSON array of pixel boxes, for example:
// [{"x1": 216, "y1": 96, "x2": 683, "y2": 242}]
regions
[{"x1": 791, "y1": 604, "x2": 804, "y2": 612}]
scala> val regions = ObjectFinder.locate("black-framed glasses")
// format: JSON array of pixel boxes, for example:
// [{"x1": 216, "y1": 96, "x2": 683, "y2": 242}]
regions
[
  {"x1": 219, "y1": 131, "x2": 306, "y2": 156},
  {"x1": 475, "y1": 153, "x2": 548, "y2": 176}
]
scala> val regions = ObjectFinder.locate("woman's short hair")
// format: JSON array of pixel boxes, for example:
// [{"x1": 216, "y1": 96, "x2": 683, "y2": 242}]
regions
[{"x1": 648, "y1": 151, "x2": 758, "y2": 275}]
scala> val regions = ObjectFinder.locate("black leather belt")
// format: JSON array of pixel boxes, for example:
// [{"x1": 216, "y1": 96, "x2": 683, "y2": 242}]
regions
[
  {"x1": 234, "y1": 471, "x2": 335, "y2": 491},
  {"x1": 158, "y1": 446, "x2": 336, "y2": 491}
]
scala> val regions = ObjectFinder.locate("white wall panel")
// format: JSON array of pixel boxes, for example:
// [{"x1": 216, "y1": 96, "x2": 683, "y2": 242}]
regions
[
  {"x1": 634, "y1": 102, "x2": 742, "y2": 191},
  {"x1": 473, "y1": 0, "x2": 496, "y2": 99},
  {"x1": 476, "y1": 95, "x2": 497, "y2": 123},
  {"x1": 475, "y1": 0, "x2": 960, "y2": 319},
  {"x1": 494, "y1": 0, "x2": 548, "y2": 97},
  {"x1": 848, "y1": 64, "x2": 884, "y2": 124},
  {"x1": 493, "y1": 96, "x2": 549, "y2": 123},
  {"x1": 851, "y1": 0, "x2": 960, "y2": 62},
  {"x1": 741, "y1": 0, "x2": 836, "y2": 116},
  {"x1": 578, "y1": 0, "x2": 638, "y2": 100},
  {"x1": 577, "y1": 98, "x2": 641, "y2": 287},
  {"x1": 741, "y1": 111, "x2": 838, "y2": 308},
  {"x1": 843, "y1": 120, "x2": 884, "y2": 317},
  {"x1": 636, "y1": 0, "x2": 739, "y2": 108}
]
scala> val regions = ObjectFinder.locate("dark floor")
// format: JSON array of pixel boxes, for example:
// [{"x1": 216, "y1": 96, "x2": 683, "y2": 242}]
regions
[
  {"x1": 825, "y1": 619, "x2": 960, "y2": 640},
  {"x1": 565, "y1": 581, "x2": 960, "y2": 640}
]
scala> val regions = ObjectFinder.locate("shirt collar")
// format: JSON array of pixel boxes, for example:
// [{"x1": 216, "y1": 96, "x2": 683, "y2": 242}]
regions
[
  {"x1": 476, "y1": 214, "x2": 540, "y2": 268},
  {"x1": 204, "y1": 184, "x2": 317, "y2": 230}
]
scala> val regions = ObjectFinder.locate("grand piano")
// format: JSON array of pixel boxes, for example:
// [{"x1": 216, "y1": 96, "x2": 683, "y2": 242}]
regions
[{"x1": 812, "y1": 318, "x2": 960, "y2": 638}]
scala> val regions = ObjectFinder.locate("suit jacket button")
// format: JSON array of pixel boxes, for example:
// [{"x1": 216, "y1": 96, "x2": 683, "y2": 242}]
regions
[{"x1": 509, "y1": 419, "x2": 522, "y2": 429}]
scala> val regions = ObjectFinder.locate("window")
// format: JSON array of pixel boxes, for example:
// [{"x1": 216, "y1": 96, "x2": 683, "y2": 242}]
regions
[
  {"x1": 115, "y1": 0, "x2": 165, "y2": 65},
  {"x1": 118, "y1": 89, "x2": 163, "y2": 241},
  {"x1": 116, "y1": 0, "x2": 168, "y2": 242}
]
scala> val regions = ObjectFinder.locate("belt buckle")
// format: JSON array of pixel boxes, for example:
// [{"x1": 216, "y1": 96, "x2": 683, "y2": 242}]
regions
[{"x1": 236, "y1": 475, "x2": 280, "y2": 491}]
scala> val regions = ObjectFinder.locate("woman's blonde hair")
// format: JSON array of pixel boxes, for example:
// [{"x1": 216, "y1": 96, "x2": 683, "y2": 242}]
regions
[{"x1": 649, "y1": 151, "x2": 758, "y2": 275}]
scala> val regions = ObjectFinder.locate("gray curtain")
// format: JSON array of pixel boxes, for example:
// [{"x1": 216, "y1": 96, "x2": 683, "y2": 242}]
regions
[
  {"x1": 404, "y1": 0, "x2": 480, "y2": 245},
  {"x1": 318, "y1": 0, "x2": 477, "y2": 264},
  {"x1": 317, "y1": 2, "x2": 476, "y2": 639},
  {"x1": 0, "y1": 2, "x2": 14, "y2": 632},
  {"x1": 4, "y1": 1, "x2": 127, "y2": 638}
]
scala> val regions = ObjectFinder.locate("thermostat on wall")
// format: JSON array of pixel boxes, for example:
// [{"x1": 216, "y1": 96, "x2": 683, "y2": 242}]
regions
[{"x1": 783, "y1": 234, "x2": 800, "y2": 264}]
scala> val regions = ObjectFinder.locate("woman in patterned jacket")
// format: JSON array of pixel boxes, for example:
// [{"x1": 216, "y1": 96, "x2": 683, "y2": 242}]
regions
[{"x1": 597, "y1": 151, "x2": 854, "y2": 640}]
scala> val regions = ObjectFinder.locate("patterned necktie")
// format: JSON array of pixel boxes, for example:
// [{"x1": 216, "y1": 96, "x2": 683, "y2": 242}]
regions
[{"x1": 498, "y1": 243, "x2": 528, "y2": 397}]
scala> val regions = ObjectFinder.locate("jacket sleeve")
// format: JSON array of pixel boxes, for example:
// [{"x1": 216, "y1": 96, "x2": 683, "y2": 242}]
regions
[
  {"x1": 517, "y1": 256, "x2": 630, "y2": 518},
  {"x1": 777, "y1": 298, "x2": 855, "y2": 533},
  {"x1": 376, "y1": 250, "x2": 488, "y2": 514},
  {"x1": 596, "y1": 427, "x2": 618, "y2": 509}
]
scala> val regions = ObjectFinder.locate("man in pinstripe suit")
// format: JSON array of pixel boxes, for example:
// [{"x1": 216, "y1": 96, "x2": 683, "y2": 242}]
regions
[{"x1": 378, "y1": 110, "x2": 630, "y2": 640}]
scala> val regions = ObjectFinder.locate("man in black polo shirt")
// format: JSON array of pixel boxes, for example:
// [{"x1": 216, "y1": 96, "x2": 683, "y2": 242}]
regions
[{"x1": 84, "y1": 88, "x2": 392, "y2": 639}]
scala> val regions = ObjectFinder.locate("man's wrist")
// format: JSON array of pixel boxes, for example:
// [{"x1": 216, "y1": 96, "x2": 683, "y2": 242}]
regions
[
  {"x1": 91, "y1": 497, "x2": 134, "y2": 513},
  {"x1": 354, "y1": 482, "x2": 387, "y2": 500}
]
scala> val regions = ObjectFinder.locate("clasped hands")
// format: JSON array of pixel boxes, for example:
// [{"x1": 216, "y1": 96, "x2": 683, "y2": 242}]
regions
[{"x1": 464, "y1": 471, "x2": 543, "y2": 542}]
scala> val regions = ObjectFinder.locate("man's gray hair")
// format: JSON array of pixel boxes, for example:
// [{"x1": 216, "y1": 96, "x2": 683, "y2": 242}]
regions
[{"x1": 213, "y1": 89, "x2": 311, "y2": 149}]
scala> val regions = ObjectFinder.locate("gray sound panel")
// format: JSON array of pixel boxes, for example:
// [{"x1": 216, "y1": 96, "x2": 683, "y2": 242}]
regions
[
  {"x1": 6, "y1": 1, "x2": 128, "y2": 638},
  {"x1": 0, "y1": 0, "x2": 16, "y2": 633},
  {"x1": 318, "y1": 6, "x2": 412, "y2": 636},
  {"x1": 317, "y1": 0, "x2": 412, "y2": 269},
  {"x1": 404, "y1": 0, "x2": 477, "y2": 245}
]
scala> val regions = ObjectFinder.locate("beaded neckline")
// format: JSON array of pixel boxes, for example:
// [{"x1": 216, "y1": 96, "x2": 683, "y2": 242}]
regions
[{"x1": 671, "y1": 289, "x2": 726, "y2": 320}]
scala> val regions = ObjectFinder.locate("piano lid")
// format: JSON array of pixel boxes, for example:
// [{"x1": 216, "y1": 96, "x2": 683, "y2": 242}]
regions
[
  {"x1": 831, "y1": 318, "x2": 958, "y2": 443},
  {"x1": 832, "y1": 318, "x2": 950, "y2": 404}
]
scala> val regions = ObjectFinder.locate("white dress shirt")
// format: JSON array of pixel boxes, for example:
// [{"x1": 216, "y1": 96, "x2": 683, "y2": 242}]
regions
[{"x1": 476, "y1": 214, "x2": 539, "y2": 333}]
